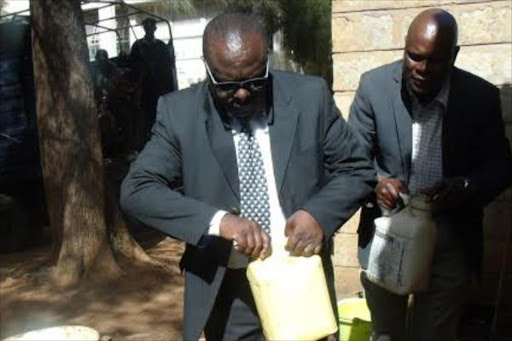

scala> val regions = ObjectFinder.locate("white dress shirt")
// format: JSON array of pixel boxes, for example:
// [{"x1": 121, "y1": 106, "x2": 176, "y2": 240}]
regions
[{"x1": 208, "y1": 114, "x2": 288, "y2": 268}]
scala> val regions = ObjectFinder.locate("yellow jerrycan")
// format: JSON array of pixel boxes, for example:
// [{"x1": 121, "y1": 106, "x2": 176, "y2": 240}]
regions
[{"x1": 246, "y1": 254, "x2": 338, "y2": 340}]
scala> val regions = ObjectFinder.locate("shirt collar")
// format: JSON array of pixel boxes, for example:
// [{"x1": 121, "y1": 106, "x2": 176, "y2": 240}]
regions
[
  {"x1": 409, "y1": 76, "x2": 451, "y2": 111},
  {"x1": 435, "y1": 77, "x2": 450, "y2": 108}
]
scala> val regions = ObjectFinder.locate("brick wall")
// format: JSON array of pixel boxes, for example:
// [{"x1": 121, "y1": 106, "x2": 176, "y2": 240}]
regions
[{"x1": 331, "y1": 0, "x2": 512, "y2": 327}]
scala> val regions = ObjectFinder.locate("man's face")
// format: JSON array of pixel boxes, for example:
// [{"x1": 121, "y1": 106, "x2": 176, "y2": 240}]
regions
[
  {"x1": 205, "y1": 35, "x2": 269, "y2": 119},
  {"x1": 144, "y1": 22, "x2": 156, "y2": 35},
  {"x1": 403, "y1": 24, "x2": 457, "y2": 101},
  {"x1": 96, "y1": 51, "x2": 108, "y2": 68}
]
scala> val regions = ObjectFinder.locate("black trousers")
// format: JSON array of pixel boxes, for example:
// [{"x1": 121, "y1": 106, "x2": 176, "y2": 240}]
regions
[{"x1": 204, "y1": 269, "x2": 264, "y2": 341}]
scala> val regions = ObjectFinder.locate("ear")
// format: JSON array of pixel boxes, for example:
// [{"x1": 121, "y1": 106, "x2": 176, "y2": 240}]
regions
[{"x1": 452, "y1": 46, "x2": 460, "y2": 64}]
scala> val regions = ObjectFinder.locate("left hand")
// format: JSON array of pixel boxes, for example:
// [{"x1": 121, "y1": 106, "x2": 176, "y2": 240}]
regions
[
  {"x1": 421, "y1": 177, "x2": 471, "y2": 212},
  {"x1": 284, "y1": 210, "x2": 324, "y2": 257}
]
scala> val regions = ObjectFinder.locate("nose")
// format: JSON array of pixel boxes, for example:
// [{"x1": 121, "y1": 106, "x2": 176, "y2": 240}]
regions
[
  {"x1": 233, "y1": 87, "x2": 251, "y2": 102},
  {"x1": 417, "y1": 60, "x2": 430, "y2": 74}
]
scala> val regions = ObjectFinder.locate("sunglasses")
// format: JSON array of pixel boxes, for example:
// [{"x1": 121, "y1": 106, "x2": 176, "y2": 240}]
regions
[{"x1": 203, "y1": 58, "x2": 269, "y2": 94}]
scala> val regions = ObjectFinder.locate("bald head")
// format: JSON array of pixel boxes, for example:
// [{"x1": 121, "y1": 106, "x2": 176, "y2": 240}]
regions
[
  {"x1": 403, "y1": 9, "x2": 460, "y2": 102},
  {"x1": 202, "y1": 13, "x2": 270, "y2": 119},
  {"x1": 203, "y1": 13, "x2": 268, "y2": 66},
  {"x1": 406, "y1": 9, "x2": 458, "y2": 51}
]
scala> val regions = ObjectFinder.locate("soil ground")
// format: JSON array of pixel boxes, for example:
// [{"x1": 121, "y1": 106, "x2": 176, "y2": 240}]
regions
[
  {"x1": 0, "y1": 229, "x2": 503, "y2": 341},
  {"x1": 0, "y1": 232, "x2": 186, "y2": 341}
]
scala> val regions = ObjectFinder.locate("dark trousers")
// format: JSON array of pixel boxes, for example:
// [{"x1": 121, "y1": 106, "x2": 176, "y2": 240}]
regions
[
  {"x1": 204, "y1": 269, "x2": 264, "y2": 341},
  {"x1": 360, "y1": 217, "x2": 471, "y2": 341}
]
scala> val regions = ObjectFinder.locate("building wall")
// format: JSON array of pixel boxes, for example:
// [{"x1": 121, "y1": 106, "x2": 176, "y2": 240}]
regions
[{"x1": 331, "y1": 0, "x2": 512, "y2": 324}]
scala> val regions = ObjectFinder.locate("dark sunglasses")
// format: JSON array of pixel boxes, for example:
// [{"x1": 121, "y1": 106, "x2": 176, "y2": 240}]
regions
[{"x1": 203, "y1": 58, "x2": 269, "y2": 94}]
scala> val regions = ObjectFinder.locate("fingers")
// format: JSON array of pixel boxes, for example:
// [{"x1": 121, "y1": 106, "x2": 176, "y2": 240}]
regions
[
  {"x1": 232, "y1": 218, "x2": 270, "y2": 260},
  {"x1": 284, "y1": 211, "x2": 324, "y2": 257},
  {"x1": 245, "y1": 229, "x2": 256, "y2": 257},
  {"x1": 385, "y1": 182, "x2": 399, "y2": 198},
  {"x1": 434, "y1": 181, "x2": 460, "y2": 205},
  {"x1": 302, "y1": 244, "x2": 314, "y2": 257},
  {"x1": 314, "y1": 244, "x2": 322, "y2": 254},
  {"x1": 375, "y1": 183, "x2": 395, "y2": 209},
  {"x1": 293, "y1": 240, "x2": 307, "y2": 257},
  {"x1": 285, "y1": 232, "x2": 299, "y2": 253},
  {"x1": 421, "y1": 180, "x2": 444, "y2": 200},
  {"x1": 259, "y1": 230, "x2": 271, "y2": 260},
  {"x1": 422, "y1": 178, "x2": 462, "y2": 203},
  {"x1": 375, "y1": 179, "x2": 408, "y2": 210},
  {"x1": 250, "y1": 229, "x2": 263, "y2": 259},
  {"x1": 376, "y1": 185, "x2": 396, "y2": 210},
  {"x1": 284, "y1": 220, "x2": 293, "y2": 237},
  {"x1": 285, "y1": 227, "x2": 323, "y2": 257}
]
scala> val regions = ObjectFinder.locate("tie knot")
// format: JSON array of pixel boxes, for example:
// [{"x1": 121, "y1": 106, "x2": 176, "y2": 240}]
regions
[{"x1": 241, "y1": 119, "x2": 252, "y2": 134}]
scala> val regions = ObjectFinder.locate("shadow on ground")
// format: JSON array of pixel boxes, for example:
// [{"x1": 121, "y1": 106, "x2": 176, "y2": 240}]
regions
[{"x1": 0, "y1": 236, "x2": 185, "y2": 340}]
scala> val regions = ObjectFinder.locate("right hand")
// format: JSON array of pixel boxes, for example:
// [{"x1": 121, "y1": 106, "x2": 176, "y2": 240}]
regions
[
  {"x1": 219, "y1": 214, "x2": 271, "y2": 260},
  {"x1": 375, "y1": 178, "x2": 408, "y2": 210}
]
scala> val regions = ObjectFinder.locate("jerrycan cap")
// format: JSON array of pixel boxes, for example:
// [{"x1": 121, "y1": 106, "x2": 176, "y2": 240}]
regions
[{"x1": 409, "y1": 196, "x2": 432, "y2": 211}]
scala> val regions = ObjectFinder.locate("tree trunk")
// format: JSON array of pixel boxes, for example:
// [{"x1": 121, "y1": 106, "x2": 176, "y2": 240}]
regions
[{"x1": 30, "y1": 0, "x2": 153, "y2": 287}]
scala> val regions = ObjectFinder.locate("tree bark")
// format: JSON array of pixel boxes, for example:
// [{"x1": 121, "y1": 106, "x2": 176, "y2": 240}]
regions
[{"x1": 30, "y1": 0, "x2": 153, "y2": 287}]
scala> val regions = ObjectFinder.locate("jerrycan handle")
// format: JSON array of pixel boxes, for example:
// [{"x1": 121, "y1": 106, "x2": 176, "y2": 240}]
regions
[
  {"x1": 409, "y1": 195, "x2": 433, "y2": 212},
  {"x1": 380, "y1": 189, "x2": 411, "y2": 217},
  {"x1": 399, "y1": 192, "x2": 411, "y2": 206}
]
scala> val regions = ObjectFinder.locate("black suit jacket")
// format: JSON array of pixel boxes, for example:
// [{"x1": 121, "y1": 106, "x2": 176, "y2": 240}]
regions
[
  {"x1": 348, "y1": 60, "x2": 512, "y2": 276},
  {"x1": 120, "y1": 70, "x2": 375, "y2": 340}
]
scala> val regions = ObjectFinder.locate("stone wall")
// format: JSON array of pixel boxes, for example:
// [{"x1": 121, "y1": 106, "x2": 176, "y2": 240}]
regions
[{"x1": 331, "y1": 0, "x2": 512, "y2": 329}]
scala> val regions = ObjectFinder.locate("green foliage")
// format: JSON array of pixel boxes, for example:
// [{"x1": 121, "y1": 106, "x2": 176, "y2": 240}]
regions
[
  {"x1": 278, "y1": 0, "x2": 332, "y2": 85},
  {"x1": 160, "y1": 0, "x2": 332, "y2": 86},
  {"x1": 215, "y1": 0, "x2": 332, "y2": 84},
  {"x1": 156, "y1": 0, "x2": 197, "y2": 16},
  {"x1": 216, "y1": 0, "x2": 283, "y2": 34}
]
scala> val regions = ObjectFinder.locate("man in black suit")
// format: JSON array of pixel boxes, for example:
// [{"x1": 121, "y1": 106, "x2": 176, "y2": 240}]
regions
[
  {"x1": 348, "y1": 8, "x2": 512, "y2": 341},
  {"x1": 130, "y1": 17, "x2": 176, "y2": 144},
  {"x1": 121, "y1": 13, "x2": 375, "y2": 340}
]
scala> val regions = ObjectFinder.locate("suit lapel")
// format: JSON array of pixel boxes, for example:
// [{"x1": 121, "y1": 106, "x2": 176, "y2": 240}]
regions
[
  {"x1": 443, "y1": 68, "x2": 462, "y2": 175},
  {"x1": 203, "y1": 73, "x2": 301, "y2": 200},
  {"x1": 392, "y1": 62, "x2": 413, "y2": 182},
  {"x1": 269, "y1": 77, "x2": 299, "y2": 194},
  {"x1": 203, "y1": 89, "x2": 240, "y2": 201}
]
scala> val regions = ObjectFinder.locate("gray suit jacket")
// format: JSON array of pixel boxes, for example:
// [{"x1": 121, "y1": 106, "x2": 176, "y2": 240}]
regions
[
  {"x1": 348, "y1": 60, "x2": 512, "y2": 276},
  {"x1": 120, "y1": 70, "x2": 376, "y2": 340}
]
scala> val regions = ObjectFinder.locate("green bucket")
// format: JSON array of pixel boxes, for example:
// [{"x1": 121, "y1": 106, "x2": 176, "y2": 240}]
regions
[{"x1": 338, "y1": 298, "x2": 372, "y2": 341}]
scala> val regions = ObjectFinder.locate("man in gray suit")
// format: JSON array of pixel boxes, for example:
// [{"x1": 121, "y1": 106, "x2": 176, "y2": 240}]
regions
[
  {"x1": 348, "y1": 9, "x2": 512, "y2": 341},
  {"x1": 121, "y1": 13, "x2": 375, "y2": 340}
]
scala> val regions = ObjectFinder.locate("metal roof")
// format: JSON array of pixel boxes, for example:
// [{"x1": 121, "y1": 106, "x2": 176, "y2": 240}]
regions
[{"x1": 0, "y1": 0, "x2": 173, "y2": 42}]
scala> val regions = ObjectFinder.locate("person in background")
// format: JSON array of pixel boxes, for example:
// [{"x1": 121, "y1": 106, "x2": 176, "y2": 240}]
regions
[
  {"x1": 93, "y1": 49, "x2": 117, "y2": 103},
  {"x1": 130, "y1": 17, "x2": 175, "y2": 143},
  {"x1": 348, "y1": 8, "x2": 512, "y2": 341},
  {"x1": 121, "y1": 12, "x2": 375, "y2": 341},
  {"x1": 93, "y1": 49, "x2": 118, "y2": 157}
]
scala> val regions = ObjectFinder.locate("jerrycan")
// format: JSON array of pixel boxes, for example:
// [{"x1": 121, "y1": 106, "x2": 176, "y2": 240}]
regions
[
  {"x1": 246, "y1": 254, "x2": 338, "y2": 340},
  {"x1": 364, "y1": 196, "x2": 436, "y2": 295}
]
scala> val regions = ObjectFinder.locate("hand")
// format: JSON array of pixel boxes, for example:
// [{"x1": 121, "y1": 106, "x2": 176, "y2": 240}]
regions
[
  {"x1": 219, "y1": 214, "x2": 271, "y2": 260},
  {"x1": 284, "y1": 210, "x2": 324, "y2": 257},
  {"x1": 421, "y1": 177, "x2": 470, "y2": 212},
  {"x1": 375, "y1": 178, "x2": 408, "y2": 210}
]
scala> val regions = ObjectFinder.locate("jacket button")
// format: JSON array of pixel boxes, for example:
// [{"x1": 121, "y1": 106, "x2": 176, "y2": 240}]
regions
[{"x1": 230, "y1": 206, "x2": 240, "y2": 215}]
